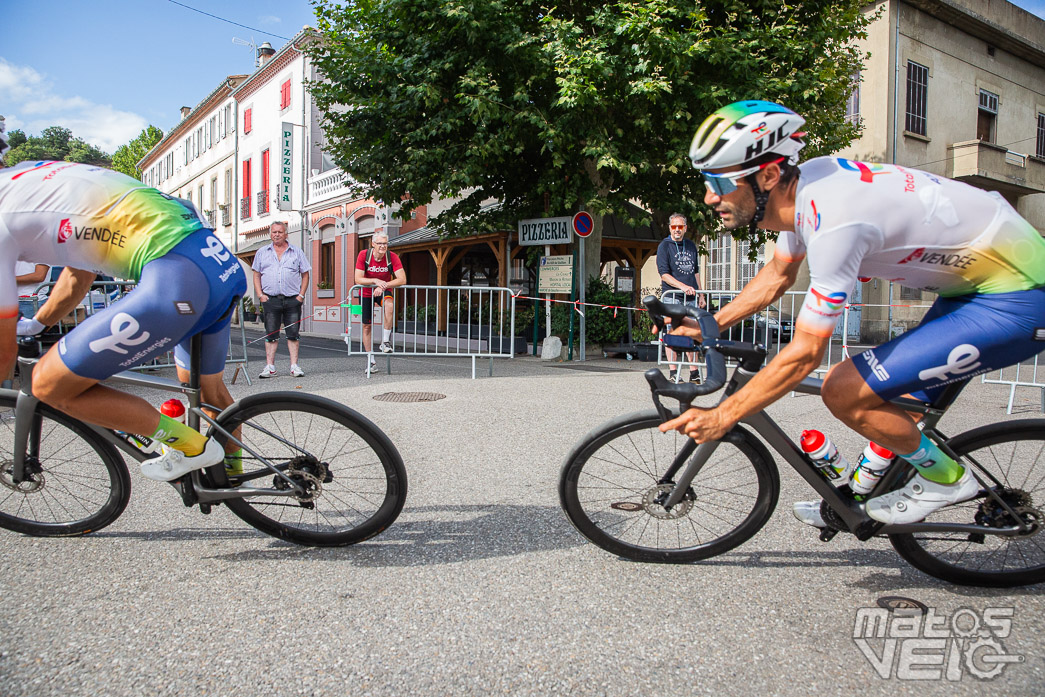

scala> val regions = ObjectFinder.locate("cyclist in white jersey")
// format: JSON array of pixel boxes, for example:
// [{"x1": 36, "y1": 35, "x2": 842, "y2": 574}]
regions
[
  {"x1": 0, "y1": 138, "x2": 246, "y2": 482},
  {"x1": 662, "y1": 100, "x2": 1045, "y2": 525}
]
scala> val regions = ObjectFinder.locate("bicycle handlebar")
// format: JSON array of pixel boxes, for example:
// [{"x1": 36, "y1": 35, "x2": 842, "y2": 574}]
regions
[{"x1": 641, "y1": 295, "x2": 728, "y2": 415}]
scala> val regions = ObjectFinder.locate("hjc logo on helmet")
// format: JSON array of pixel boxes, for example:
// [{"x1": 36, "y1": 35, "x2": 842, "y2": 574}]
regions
[{"x1": 744, "y1": 122, "x2": 794, "y2": 161}]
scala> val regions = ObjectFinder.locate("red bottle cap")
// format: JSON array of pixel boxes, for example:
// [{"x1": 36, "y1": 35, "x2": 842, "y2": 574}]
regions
[
  {"x1": 160, "y1": 398, "x2": 186, "y2": 420},
  {"x1": 800, "y1": 430, "x2": 825, "y2": 453},
  {"x1": 868, "y1": 442, "x2": 894, "y2": 458}
]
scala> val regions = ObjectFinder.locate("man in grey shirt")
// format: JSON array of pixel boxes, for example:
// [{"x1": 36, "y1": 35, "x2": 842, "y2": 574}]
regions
[{"x1": 251, "y1": 221, "x2": 311, "y2": 378}]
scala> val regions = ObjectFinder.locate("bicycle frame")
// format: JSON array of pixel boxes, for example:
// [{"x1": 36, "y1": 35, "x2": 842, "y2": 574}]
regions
[
  {"x1": 657, "y1": 361, "x2": 1034, "y2": 540},
  {"x1": 7, "y1": 335, "x2": 307, "y2": 504}
]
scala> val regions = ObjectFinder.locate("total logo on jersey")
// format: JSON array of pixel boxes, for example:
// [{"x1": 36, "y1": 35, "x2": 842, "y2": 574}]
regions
[
  {"x1": 797, "y1": 200, "x2": 822, "y2": 233},
  {"x1": 837, "y1": 158, "x2": 890, "y2": 183},
  {"x1": 810, "y1": 288, "x2": 846, "y2": 311}
]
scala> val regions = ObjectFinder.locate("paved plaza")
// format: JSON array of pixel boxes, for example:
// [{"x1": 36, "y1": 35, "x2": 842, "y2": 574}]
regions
[{"x1": 1, "y1": 331, "x2": 1043, "y2": 696}]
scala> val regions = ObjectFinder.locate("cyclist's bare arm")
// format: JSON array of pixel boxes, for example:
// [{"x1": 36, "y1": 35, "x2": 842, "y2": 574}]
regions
[
  {"x1": 661, "y1": 329, "x2": 830, "y2": 442},
  {"x1": 32, "y1": 268, "x2": 96, "y2": 327}
]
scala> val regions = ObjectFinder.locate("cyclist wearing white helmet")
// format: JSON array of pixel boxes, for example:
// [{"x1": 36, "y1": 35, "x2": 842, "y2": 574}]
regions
[{"x1": 663, "y1": 99, "x2": 1045, "y2": 525}]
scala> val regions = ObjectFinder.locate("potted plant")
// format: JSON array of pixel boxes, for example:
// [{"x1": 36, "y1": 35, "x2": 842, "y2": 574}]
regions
[
  {"x1": 316, "y1": 281, "x2": 335, "y2": 298},
  {"x1": 242, "y1": 296, "x2": 258, "y2": 322}
]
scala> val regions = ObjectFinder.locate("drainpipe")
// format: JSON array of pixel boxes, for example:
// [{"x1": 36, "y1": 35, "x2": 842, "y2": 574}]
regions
[{"x1": 888, "y1": 0, "x2": 902, "y2": 334}]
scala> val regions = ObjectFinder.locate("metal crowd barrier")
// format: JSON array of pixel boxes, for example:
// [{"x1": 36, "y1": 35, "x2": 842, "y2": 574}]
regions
[
  {"x1": 342, "y1": 284, "x2": 517, "y2": 378},
  {"x1": 18, "y1": 279, "x2": 250, "y2": 381},
  {"x1": 981, "y1": 353, "x2": 1045, "y2": 414}
]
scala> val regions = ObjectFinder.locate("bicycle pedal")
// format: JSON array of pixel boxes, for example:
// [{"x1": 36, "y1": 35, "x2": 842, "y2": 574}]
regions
[{"x1": 819, "y1": 528, "x2": 840, "y2": 542}]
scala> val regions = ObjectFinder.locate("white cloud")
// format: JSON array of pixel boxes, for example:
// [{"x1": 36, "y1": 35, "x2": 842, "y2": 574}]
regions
[
  {"x1": 258, "y1": 15, "x2": 282, "y2": 25},
  {"x1": 0, "y1": 58, "x2": 146, "y2": 154}
]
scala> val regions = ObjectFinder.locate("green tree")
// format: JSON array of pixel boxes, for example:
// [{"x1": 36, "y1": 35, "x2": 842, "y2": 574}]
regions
[
  {"x1": 111, "y1": 125, "x2": 164, "y2": 179},
  {"x1": 4, "y1": 125, "x2": 111, "y2": 167},
  {"x1": 309, "y1": 0, "x2": 870, "y2": 271}
]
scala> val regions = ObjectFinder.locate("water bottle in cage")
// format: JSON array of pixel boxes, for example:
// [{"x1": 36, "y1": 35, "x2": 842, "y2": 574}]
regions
[{"x1": 800, "y1": 430, "x2": 851, "y2": 483}]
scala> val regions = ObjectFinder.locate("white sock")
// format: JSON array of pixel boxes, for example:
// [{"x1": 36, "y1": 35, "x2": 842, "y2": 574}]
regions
[{"x1": 382, "y1": 328, "x2": 391, "y2": 342}]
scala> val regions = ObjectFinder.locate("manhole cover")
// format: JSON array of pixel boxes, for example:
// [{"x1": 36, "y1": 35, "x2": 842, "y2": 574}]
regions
[{"x1": 373, "y1": 392, "x2": 446, "y2": 403}]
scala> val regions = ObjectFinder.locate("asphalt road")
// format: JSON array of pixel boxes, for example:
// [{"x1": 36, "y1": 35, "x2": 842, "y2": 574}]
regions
[{"x1": 1, "y1": 331, "x2": 1043, "y2": 696}]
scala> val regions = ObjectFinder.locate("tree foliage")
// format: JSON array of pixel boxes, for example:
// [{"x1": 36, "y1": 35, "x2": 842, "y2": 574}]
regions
[
  {"x1": 3, "y1": 126, "x2": 111, "y2": 168},
  {"x1": 111, "y1": 125, "x2": 164, "y2": 179},
  {"x1": 309, "y1": 0, "x2": 870, "y2": 253}
]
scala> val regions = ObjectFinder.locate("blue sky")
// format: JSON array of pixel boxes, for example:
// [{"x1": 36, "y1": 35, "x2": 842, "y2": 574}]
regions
[{"x1": 3, "y1": 0, "x2": 1045, "y2": 154}]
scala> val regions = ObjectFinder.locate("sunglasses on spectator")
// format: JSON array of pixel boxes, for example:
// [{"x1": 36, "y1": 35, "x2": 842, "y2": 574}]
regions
[
  {"x1": 669, "y1": 224, "x2": 685, "y2": 231},
  {"x1": 703, "y1": 157, "x2": 784, "y2": 196}
]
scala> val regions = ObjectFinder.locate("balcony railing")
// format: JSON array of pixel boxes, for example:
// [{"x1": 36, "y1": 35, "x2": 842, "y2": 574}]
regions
[
  {"x1": 206, "y1": 210, "x2": 216, "y2": 228},
  {"x1": 307, "y1": 168, "x2": 350, "y2": 206},
  {"x1": 221, "y1": 205, "x2": 231, "y2": 227},
  {"x1": 240, "y1": 196, "x2": 251, "y2": 220},
  {"x1": 947, "y1": 140, "x2": 1045, "y2": 196},
  {"x1": 257, "y1": 189, "x2": 269, "y2": 215}
]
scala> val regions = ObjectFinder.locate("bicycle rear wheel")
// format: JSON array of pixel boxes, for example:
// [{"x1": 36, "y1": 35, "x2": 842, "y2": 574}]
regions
[
  {"x1": 0, "y1": 393, "x2": 130, "y2": 536},
  {"x1": 559, "y1": 410, "x2": 779, "y2": 562},
  {"x1": 210, "y1": 392, "x2": 407, "y2": 547},
  {"x1": 890, "y1": 420, "x2": 1045, "y2": 587}
]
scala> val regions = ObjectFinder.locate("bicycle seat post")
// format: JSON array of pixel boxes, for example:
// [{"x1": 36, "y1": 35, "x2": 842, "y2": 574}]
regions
[{"x1": 187, "y1": 334, "x2": 203, "y2": 431}]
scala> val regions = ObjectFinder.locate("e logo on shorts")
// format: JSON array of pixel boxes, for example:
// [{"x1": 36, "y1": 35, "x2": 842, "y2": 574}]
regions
[
  {"x1": 200, "y1": 235, "x2": 231, "y2": 264},
  {"x1": 87, "y1": 312, "x2": 151, "y2": 355},
  {"x1": 917, "y1": 344, "x2": 982, "y2": 383}
]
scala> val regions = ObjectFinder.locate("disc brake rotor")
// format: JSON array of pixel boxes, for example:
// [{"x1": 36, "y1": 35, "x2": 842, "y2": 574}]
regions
[
  {"x1": 0, "y1": 461, "x2": 45, "y2": 493},
  {"x1": 642, "y1": 483, "x2": 694, "y2": 520}
]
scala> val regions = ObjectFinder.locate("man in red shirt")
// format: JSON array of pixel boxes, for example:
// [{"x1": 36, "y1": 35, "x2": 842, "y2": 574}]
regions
[{"x1": 354, "y1": 232, "x2": 406, "y2": 369}]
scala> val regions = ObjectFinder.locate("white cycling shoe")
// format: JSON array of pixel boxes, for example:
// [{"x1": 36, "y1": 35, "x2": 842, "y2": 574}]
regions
[
  {"x1": 866, "y1": 471, "x2": 980, "y2": 525},
  {"x1": 140, "y1": 438, "x2": 225, "y2": 482},
  {"x1": 792, "y1": 500, "x2": 827, "y2": 528}
]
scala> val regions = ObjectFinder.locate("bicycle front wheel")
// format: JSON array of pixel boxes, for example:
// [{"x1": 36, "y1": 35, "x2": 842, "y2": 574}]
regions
[
  {"x1": 559, "y1": 410, "x2": 779, "y2": 563},
  {"x1": 890, "y1": 420, "x2": 1045, "y2": 587},
  {"x1": 211, "y1": 392, "x2": 407, "y2": 547},
  {"x1": 0, "y1": 393, "x2": 130, "y2": 536}
]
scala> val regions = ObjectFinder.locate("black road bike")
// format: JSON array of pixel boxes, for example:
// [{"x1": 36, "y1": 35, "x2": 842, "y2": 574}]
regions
[
  {"x1": 559, "y1": 297, "x2": 1044, "y2": 587},
  {"x1": 1, "y1": 335, "x2": 407, "y2": 546}
]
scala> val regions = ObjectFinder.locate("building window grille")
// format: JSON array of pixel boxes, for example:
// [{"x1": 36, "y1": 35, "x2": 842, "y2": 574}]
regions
[
  {"x1": 736, "y1": 241, "x2": 765, "y2": 288},
  {"x1": 706, "y1": 234, "x2": 732, "y2": 292},
  {"x1": 1036, "y1": 113, "x2": 1044, "y2": 159},
  {"x1": 844, "y1": 72, "x2": 861, "y2": 125},
  {"x1": 905, "y1": 61, "x2": 929, "y2": 136}
]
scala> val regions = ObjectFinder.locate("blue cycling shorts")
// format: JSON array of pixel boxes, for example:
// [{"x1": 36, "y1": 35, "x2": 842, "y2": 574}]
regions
[
  {"x1": 852, "y1": 288, "x2": 1045, "y2": 402},
  {"x1": 57, "y1": 229, "x2": 247, "y2": 380}
]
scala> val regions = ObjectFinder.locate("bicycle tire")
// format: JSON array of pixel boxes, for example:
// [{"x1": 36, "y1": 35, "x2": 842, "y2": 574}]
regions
[
  {"x1": 890, "y1": 420, "x2": 1045, "y2": 587},
  {"x1": 559, "y1": 410, "x2": 779, "y2": 563},
  {"x1": 209, "y1": 392, "x2": 407, "y2": 547},
  {"x1": 0, "y1": 393, "x2": 130, "y2": 536}
]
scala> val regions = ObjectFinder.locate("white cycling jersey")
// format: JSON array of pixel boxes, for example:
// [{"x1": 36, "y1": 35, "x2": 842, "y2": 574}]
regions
[
  {"x1": 775, "y1": 157, "x2": 1045, "y2": 337},
  {"x1": 0, "y1": 161, "x2": 205, "y2": 316}
]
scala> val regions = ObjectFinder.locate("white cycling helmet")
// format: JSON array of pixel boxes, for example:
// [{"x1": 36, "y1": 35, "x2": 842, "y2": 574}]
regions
[{"x1": 689, "y1": 100, "x2": 806, "y2": 170}]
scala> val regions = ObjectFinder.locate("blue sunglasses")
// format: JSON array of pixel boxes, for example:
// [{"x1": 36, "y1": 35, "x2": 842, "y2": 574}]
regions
[{"x1": 703, "y1": 158, "x2": 785, "y2": 196}]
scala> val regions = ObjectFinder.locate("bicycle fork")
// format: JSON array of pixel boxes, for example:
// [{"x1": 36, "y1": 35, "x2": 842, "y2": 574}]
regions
[
  {"x1": 9, "y1": 389, "x2": 42, "y2": 485},
  {"x1": 657, "y1": 437, "x2": 725, "y2": 509}
]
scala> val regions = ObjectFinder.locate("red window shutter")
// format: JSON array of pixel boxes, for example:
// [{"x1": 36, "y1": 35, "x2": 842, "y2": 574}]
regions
[
  {"x1": 281, "y1": 80, "x2": 291, "y2": 109},
  {"x1": 242, "y1": 159, "x2": 251, "y2": 217},
  {"x1": 261, "y1": 150, "x2": 270, "y2": 191},
  {"x1": 244, "y1": 108, "x2": 252, "y2": 133}
]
